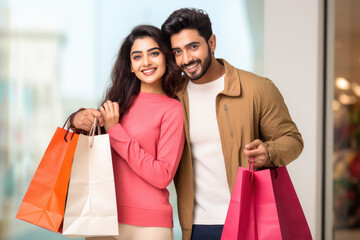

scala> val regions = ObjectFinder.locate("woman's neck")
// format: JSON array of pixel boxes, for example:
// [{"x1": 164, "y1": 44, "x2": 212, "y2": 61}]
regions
[{"x1": 140, "y1": 82, "x2": 165, "y2": 95}]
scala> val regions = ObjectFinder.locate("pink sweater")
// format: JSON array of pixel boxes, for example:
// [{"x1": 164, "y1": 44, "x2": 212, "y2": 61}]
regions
[{"x1": 107, "y1": 92, "x2": 185, "y2": 228}]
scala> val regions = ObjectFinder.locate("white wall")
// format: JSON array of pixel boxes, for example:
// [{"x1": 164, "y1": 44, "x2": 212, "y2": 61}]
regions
[{"x1": 263, "y1": 1, "x2": 323, "y2": 239}]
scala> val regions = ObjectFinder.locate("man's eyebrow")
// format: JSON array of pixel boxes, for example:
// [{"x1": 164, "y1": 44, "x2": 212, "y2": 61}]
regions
[
  {"x1": 185, "y1": 41, "x2": 200, "y2": 48},
  {"x1": 131, "y1": 47, "x2": 161, "y2": 56},
  {"x1": 172, "y1": 41, "x2": 200, "y2": 51}
]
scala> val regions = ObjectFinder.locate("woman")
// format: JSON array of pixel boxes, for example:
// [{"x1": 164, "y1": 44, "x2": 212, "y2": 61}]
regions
[{"x1": 72, "y1": 25, "x2": 184, "y2": 240}]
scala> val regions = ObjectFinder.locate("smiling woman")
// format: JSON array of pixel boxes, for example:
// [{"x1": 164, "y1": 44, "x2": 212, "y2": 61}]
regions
[
  {"x1": 0, "y1": 1, "x2": 264, "y2": 240},
  {"x1": 72, "y1": 25, "x2": 185, "y2": 240},
  {"x1": 97, "y1": 25, "x2": 182, "y2": 122},
  {"x1": 130, "y1": 37, "x2": 167, "y2": 94}
]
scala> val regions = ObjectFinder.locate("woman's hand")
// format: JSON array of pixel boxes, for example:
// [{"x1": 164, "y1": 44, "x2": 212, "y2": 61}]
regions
[
  {"x1": 72, "y1": 108, "x2": 104, "y2": 132},
  {"x1": 100, "y1": 100, "x2": 120, "y2": 132}
]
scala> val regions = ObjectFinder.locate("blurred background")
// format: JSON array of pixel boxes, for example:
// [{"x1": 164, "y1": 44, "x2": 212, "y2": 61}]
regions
[{"x1": 0, "y1": 0, "x2": 359, "y2": 239}]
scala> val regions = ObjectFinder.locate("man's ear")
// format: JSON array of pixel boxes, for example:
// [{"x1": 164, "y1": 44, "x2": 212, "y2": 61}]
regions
[{"x1": 208, "y1": 34, "x2": 216, "y2": 53}]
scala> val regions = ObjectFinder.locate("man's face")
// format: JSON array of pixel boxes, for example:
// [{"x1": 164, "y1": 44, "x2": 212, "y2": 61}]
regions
[{"x1": 170, "y1": 29, "x2": 213, "y2": 81}]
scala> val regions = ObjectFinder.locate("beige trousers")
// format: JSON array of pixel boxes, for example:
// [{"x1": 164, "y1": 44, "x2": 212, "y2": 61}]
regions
[{"x1": 85, "y1": 223, "x2": 174, "y2": 240}]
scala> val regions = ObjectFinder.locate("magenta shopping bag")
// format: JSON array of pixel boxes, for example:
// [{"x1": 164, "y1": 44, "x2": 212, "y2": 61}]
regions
[
  {"x1": 222, "y1": 161, "x2": 312, "y2": 240},
  {"x1": 255, "y1": 166, "x2": 312, "y2": 240}
]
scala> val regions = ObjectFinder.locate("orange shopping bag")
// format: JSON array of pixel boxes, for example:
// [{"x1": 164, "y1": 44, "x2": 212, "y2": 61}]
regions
[{"x1": 16, "y1": 114, "x2": 80, "y2": 232}]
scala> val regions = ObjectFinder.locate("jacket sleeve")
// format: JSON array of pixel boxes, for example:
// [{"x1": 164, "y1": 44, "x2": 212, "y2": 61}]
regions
[
  {"x1": 107, "y1": 105, "x2": 185, "y2": 189},
  {"x1": 259, "y1": 78, "x2": 304, "y2": 167}
]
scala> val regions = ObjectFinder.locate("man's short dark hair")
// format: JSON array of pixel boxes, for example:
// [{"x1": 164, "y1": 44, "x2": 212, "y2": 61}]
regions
[{"x1": 161, "y1": 8, "x2": 213, "y2": 42}]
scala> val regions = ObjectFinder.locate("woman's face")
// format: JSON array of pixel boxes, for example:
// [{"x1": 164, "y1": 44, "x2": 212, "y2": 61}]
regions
[{"x1": 130, "y1": 36, "x2": 166, "y2": 90}]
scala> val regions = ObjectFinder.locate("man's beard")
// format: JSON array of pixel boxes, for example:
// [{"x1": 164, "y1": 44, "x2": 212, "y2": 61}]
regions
[{"x1": 181, "y1": 45, "x2": 212, "y2": 81}]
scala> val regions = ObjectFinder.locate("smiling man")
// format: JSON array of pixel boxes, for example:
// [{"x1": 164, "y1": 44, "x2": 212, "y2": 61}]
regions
[
  {"x1": 161, "y1": 8, "x2": 304, "y2": 240},
  {"x1": 171, "y1": 29, "x2": 217, "y2": 83}
]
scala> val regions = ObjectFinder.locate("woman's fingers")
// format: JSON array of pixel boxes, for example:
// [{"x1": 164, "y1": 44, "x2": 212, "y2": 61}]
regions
[
  {"x1": 106, "y1": 100, "x2": 114, "y2": 113},
  {"x1": 113, "y1": 102, "x2": 119, "y2": 117},
  {"x1": 100, "y1": 101, "x2": 119, "y2": 132},
  {"x1": 102, "y1": 101, "x2": 109, "y2": 113},
  {"x1": 102, "y1": 101, "x2": 119, "y2": 117}
]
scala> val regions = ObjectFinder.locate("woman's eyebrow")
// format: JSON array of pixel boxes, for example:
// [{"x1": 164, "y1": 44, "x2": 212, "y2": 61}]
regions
[{"x1": 131, "y1": 47, "x2": 160, "y2": 56}]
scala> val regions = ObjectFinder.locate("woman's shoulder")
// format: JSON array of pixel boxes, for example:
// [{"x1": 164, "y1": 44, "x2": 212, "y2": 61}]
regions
[
  {"x1": 161, "y1": 97, "x2": 183, "y2": 119},
  {"x1": 162, "y1": 97, "x2": 182, "y2": 115},
  {"x1": 137, "y1": 92, "x2": 182, "y2": 114},
  {"x1": 164, "y1": 96, "x2": 182, "y2": 107}
]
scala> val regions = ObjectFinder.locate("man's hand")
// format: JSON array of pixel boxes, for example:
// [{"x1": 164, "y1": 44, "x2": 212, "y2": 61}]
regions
[
  {"x1": 100, "y1": 100, "x2": 120, "y2": 132},
  {"x1": 243, "y1": 139, "x2": 268, "y2": 168},
  {"x1": 72, "y1": 108, "x2": 104, "y2": 132}
]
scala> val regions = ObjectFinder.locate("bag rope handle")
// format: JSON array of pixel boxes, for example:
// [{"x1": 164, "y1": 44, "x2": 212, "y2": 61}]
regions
[
  {"x1": 248, "y1": 156, "x2": 254, "y2": 182},
  {"x1": 63, "y1": 109, "x2": 84, "y2": 142},
  {"x1": 89, "y1": 118, "x2": 101, "y2": 148}
]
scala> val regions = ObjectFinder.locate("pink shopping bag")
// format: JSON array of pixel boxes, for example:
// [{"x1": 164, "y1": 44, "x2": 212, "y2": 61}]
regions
[
  {"x1": 221, "y1": 162, "x2": 256, "y2": 240},
  {"x1": 222, "y1": 160, "x2": 312, "y2": 240}
]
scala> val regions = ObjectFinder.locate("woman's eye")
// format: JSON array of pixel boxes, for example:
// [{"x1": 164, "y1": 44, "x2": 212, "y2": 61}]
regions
[
  {"x1": 150, "y1": 51, "x2": 160, "y2": 57},
  {"x1": 133, "y1": 55, "x2": 141, "y2": 60}
]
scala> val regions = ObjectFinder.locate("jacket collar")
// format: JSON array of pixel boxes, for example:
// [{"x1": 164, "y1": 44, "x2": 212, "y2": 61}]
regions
[
  {"x1": 218, "y1": 59, "x2": 241, "y2": 97},
  {"x1": 177, "y1": 58, "x2": 241, "y2": 99}
]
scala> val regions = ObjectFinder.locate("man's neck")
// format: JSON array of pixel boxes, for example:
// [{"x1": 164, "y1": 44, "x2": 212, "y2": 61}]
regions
[{"x1": 191, "y1": 58, "x2": 225, "y2": 84}]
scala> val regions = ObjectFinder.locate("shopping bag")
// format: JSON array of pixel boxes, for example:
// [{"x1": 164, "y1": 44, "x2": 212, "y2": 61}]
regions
[
  {"x1": 221, "y1": 159, "x2": 312, "y2": 240},
  {"x1": 221, "y1": 163, "x2": 256, "y2": 239},
  {"x1": 16, "y1": 115, "x2": 79, "y2": 232},
  {"x1": 255, "y1": 166, "x2": 312, "y2": 240},
  {"x1": 62, "y1": 118, "x2": 118, "y2": 238}
]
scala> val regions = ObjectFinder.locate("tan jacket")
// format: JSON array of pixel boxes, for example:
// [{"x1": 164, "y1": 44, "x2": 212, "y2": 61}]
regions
[{"x1": 175, "y1": 59, "x2": 304, "y2": 240}]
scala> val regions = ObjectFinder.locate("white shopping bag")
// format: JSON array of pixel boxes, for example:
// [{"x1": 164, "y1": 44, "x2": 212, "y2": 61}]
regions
[{"x1": 63, "y1": 118, "x2": 118, "y2": 238}]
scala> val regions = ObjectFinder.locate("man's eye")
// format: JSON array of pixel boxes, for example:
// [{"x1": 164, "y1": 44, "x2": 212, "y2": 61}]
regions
[
  {"x1": 190, "y1": 45, "x2": 198, "y2": 50},
  {"x1": 173, "y1": 50, "x2": 181, "y2": 55}
]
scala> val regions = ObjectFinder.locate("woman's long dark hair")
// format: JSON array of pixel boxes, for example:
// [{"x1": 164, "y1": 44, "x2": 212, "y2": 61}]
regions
[{"x1": 102, "y1": 25, "x2": 182, "y2": 120}]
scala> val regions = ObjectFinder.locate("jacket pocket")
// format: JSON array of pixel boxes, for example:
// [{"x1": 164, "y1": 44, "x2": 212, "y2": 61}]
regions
[{"x1": 224, "y1": 104, "x2": 233, "y2": 137}]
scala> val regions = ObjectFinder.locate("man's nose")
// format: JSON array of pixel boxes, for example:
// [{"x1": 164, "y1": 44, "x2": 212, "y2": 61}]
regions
[{"x1": 183, "y1": 51, "x2": 192, "y2": 65}]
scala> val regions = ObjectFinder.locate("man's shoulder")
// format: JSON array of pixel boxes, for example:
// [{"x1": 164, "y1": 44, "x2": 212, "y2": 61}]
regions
[
  {"x1": 230, "y1": 66, "x2": 270, "y2": 88},
  {"x1": 221, "y1": 59, "x2": 279, "y2": 97},
  {"x1": 221, "y1": 58, "x2": 267, "y2": 83}
]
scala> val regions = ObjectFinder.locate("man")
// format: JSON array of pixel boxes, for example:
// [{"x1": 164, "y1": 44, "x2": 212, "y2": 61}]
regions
[
  {"x1": 72, "y1": 8, "x2": 303, "y2": 240},
  {"x1": 160, "y1": 8, "x2": 303, "y2": 240}
]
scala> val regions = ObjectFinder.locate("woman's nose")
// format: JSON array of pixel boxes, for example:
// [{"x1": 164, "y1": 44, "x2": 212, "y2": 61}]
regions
[{"x1": 143, "y1": 55, "x2": 151, "y2": 66}]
